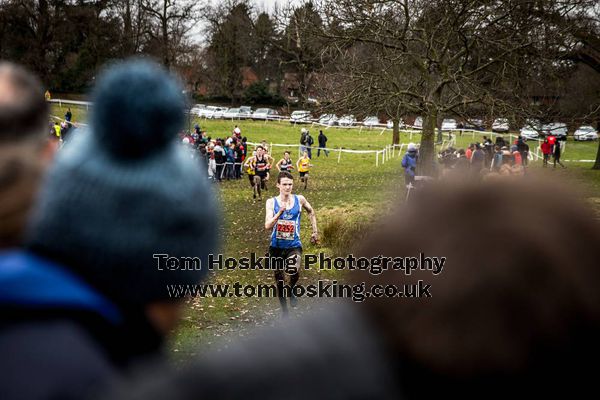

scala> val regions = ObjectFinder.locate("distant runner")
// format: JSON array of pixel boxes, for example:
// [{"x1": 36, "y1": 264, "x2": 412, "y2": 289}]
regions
[
  {"x1": 276, "y1": 151, "x2": 295, "y2": 173},
  {"x1": 296, "y1": 150, "x2": 312, "y2": 189},
  {"x1": 265, "y1": 171, "x2": 318, "y2": 314},
  {"x1": 244, "y1": 145, "x2": 270, "y2": 199}
]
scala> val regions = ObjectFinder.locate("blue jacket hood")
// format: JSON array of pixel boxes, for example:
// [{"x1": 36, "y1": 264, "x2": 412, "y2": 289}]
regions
[{"x1": 0, "y1": 250, "x2": 121, "y2": 324}]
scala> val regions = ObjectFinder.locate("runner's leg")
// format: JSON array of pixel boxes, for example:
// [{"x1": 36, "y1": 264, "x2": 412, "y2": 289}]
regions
[
  {"x1": 253, "y1": 175, "x2": 261, "y2": 198},
  {"x1": 287, "y1": 250, "x2": 301, "y2": 307}
]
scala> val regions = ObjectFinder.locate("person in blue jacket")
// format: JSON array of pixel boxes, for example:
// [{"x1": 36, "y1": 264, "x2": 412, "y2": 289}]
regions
[{"x1": 401, "y1": 142, "x2": 419, "y2": 186}]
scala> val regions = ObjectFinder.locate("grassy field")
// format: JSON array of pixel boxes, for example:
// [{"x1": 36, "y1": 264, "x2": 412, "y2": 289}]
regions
[{"x1": 51, "y1": 104, "x2": 600, "y2": 358}]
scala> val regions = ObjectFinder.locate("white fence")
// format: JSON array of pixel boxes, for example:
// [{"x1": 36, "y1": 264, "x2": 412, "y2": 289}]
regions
[{"x1": 49, "y1": 99, "x2": 594, "y2": 163}]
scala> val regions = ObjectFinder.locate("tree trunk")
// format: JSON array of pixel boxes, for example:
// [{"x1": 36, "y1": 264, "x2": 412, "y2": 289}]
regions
[
  {"x1": 36, "y1": 0, "x2": 50, "y2": 83},
  {"x1": 161, "y1": 0, "x2": 169, "y2": 69},
  {"x1": 593, "y1": 141, "x2": 600, "y2": 169},
  {"x1": 419, "y1": 111, "x2": 437, "y2": 177},
  {"x1": 392, "y1": 119, "x2": 400, "y2": 145},
  {"x1": 123, "y1": 0, "x2": 133, "y2": 55}
]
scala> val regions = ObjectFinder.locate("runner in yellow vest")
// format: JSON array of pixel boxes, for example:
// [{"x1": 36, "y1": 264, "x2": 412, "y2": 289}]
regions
[
  {"x1": 296, "y1": 150, "x2": 313, "y2": 189},
  {"x1": 243, "y1": 151, "x2": 257, "y2": 198},
  {"x1": 53, "y1": 122, "x2": 61, "y2": 139}
]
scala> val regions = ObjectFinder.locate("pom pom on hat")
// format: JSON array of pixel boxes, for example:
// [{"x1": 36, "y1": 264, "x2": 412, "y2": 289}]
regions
[{"x1": 91, "y1": 59, "x2": 185, "y2": 159}]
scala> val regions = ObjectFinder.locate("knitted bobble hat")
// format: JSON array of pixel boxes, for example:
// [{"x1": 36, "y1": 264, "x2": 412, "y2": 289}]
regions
[{"x1": 26, "y1": 59, "x2": 217, "y2": 307}]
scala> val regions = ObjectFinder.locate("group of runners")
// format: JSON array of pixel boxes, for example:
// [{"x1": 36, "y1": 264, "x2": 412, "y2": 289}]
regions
[
  {"x1": 179, "y1": 126, "x2": 320, "y2": 314},
  {"x1": 243, "y1": 147, "x2": 313, "y2": 200}
]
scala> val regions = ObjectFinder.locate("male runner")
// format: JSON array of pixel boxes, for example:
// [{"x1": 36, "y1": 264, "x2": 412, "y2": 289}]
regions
[
  {"x1": 276, "y1": 151, "x2": 294, "y2": 173},
  {"x1": 246, "y1": 146, "x2": 270, "y2": 199},
  {"x1": 296, "y1": 150, "x2": 312, "y2": 189},
  {"x1": 265, "y1": 171, "x2": 318, "y2": 313}
]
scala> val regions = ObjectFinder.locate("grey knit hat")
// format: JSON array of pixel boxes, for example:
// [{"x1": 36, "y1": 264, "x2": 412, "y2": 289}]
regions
[{"x1": 26, "y1": 59, "x2": 217, "y2": 306}]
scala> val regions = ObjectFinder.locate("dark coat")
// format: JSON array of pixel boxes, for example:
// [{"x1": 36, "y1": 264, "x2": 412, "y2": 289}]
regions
[
  {"x1": 318, "y1": 132, "x2": 328, "y2": 146},
  {"x1": 108, "y1": 304, "x2": 401, "y2": 400},
  {"x1": 0, "y1": 250, "x2": 164, "y2": 400}
]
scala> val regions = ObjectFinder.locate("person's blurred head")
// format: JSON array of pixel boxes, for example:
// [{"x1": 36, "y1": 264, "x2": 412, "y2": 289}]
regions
[
  {"x1": 352, "y1": 179, "x2": 600, "y2": 397},
  {"x1": 0, "y1": 61, "x2": 55, "y2": 248},
  {"x1": 26, "y1": 59, "x2": 217, "y2": 337}
]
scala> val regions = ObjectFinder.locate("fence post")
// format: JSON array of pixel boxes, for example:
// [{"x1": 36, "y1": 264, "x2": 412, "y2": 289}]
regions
[
  {"x1": 337, "y1": 148, "x2": 342, "y2": 163},
  {"x1": 376, "y1": 151, "x2": 379, "y2": 167}
]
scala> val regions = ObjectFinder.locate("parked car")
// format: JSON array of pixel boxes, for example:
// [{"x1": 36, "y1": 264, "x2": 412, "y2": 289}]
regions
[
  {"x1": 252, "y1": 108, "x2": 279, "y2": 120},
  {"x1": 338, "y1": 114, "x2": 357, "y2": 126},
  {"x1": 441, "y1": 118, "x2": 457, "y2": 130},
  {"x1": 541, "y1": 122, "x2": 567, "y2": 138},
  {"x1": 318, "y1": 114, "x2": 338, "y2": 126},
  {"x1": 290, "y1": 110, "x2": 312, "y2": 123},
  {"x1": 520, "y1": 119, "x2": 542, "y2": 139},
  {"x1": 573, "y1": 125, "x2": 598, "y2": 141},
  {"x1": 520, "y1": 126, "x2": 540, "y2": 139},
  {"x1": 362, "y1": 116, "x2": 380, "y2": 127},
  {"x1": 461, "y1": 118, "x2": 485, "y2": 130},
  {"x1": 542, "y1": 122, "x2": 568, "y2": 138},
  {"x1": 223, "y1": 108, "x2": 242, "y2": 119},
  {"x1": 198, "y1": 106, "x2": 224, "y2": 118},
  {"x1": 492, "y1": 118, "x2": 510, "y2": 132},
  {"x1": 239, "y1": 106, "x2": 253, "y2": 119},
  {"x1": 412, "y1": 117, "x2": 423, "y2": 129},
  {"x1": 212, "y1": 107, "x2": 228, "y2": 119},
  {"x1": 191, "y1": 104, "x2": 206, "y2": 115}
]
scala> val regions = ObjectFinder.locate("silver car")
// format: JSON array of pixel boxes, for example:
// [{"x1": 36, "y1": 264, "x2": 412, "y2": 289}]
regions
[
  {"x1": 290, "y1": 110, "x2": 312, "y2": 124},
  {"x1": 253, "y1": 108, "x2": 279, "y2": 120},
  {"x1": 574, "y1": 126, "x2": 598, "y2": 141},
  {"x1": 318, "y1": 114, "x2": 338, "y2": 126},
  {"x1": 492, "y1": 118, "x2": 510, "y2": 133},
  {"x1": 338, "y1": 114, "x2": 356, "y2": 126},
  {"x1": 542, "y1": 122, "x2": 568, "y2": 138},
  {"x1": 223, "y1": 108, "x2": 241, "y2": 119},
  {"x1": 362, "y1": 116, "x2": 380, "y2": 127}
]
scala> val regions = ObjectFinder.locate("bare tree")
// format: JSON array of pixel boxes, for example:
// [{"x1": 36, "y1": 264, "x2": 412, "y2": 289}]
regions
[
  {"x1": 141, "y1": 0, "x2": 201, "y2": 69},
  {"x1": 318, "y1": 0, "x2": 597, "y2": 176}
]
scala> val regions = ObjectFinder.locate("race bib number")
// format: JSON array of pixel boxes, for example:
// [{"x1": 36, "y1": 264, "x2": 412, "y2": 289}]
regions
[{"x1": 276, "y1": 219, "x2": 295, "y2": 240}]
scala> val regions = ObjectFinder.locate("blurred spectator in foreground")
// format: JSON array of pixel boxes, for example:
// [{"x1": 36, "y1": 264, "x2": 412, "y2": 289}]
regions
[
  {"x1": 0, "y1": 60, "x2": 217, "y2": 400},
  {"x1": 107, "y1": 179, "x2": 600, "y2": 400},
  {"x1": 0, "y1": 61, "x2": 55, "y2": 248},
  {"x1": 353, "y1": 179, "x2": 600, "y2": 398}
]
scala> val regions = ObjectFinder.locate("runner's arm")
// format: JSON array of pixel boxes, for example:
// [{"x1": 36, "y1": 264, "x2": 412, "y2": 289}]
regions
[
  {"x1": 275, "y1": 159, "x2": 283, "y2": 172},
  {"x1": 299, "y1": 195, "x2": 318, "y2": 241},
  {"x1": 265, "y1": 198, "x2": 285, "y2": 230},
  {"x1": 244, "y1": 157, "x2": 254, "y2": 168}
]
